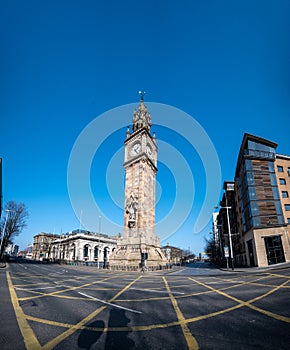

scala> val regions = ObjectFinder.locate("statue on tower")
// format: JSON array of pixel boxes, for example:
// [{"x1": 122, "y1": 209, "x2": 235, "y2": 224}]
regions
[{"x1": 125, "y1": 192, "x2": 138, "y2": 228}]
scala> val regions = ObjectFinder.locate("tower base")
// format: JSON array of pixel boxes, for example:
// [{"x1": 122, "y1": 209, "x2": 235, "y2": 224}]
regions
[{"x1": 109, "y1": 243, "x2": 167, "y2": 271}]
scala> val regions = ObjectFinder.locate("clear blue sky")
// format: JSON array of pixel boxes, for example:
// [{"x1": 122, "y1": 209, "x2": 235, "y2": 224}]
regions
[{"x1": 1, "y1": 0, "x2": 290, "y2": 254}]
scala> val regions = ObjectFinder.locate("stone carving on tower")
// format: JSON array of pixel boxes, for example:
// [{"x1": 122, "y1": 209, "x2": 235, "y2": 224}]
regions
[
  {"x1": 109, "y1": 92, "x2": 167, "y2": 270},
  {"x1": 125, "y1": 192, "x2": 138, "y2": 228}
]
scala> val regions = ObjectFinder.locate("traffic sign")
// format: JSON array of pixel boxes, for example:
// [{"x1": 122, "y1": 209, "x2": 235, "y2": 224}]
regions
[{"x1": 224, "y1": 246, "x2": 229, "y2": 258}]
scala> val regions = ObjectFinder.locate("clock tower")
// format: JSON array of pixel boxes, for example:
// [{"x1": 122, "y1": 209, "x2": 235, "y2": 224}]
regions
[{"x1": 109, "y1": 94, "x2": 166, "y2": 270}]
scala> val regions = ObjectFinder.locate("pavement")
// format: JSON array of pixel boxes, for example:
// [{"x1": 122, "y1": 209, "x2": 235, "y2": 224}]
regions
[
  {"x1": 217, "y1": 261, "x2": 290, "y2": 273},
  {"x1": 0, "y1": 265, "x2": 26, "y2": 350}
]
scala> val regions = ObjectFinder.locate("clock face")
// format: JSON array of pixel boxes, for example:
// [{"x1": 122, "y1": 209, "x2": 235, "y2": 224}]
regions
[
  {"x1": 146, "y1": 145, "x2": 153, "y2": 158},
  {"x1": 130, "y1": 142, "x2": 141, "y2": 156}
]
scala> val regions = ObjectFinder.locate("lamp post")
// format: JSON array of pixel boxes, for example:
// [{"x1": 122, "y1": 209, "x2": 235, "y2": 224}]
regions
[
  {"x1": 97, "y1": 215, "x2": 102, "y2": 269},
  {"x1": 215, "y1": 204, "x2": 234, "y2": 270},
  {"x1": 225, "y1": 204, "x2": 234, "y2": 270}
]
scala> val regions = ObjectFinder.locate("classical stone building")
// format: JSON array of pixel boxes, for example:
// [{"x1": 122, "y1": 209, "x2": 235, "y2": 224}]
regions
[
  {"x1": 33, "y1": 230, "x2": 118, "y2": 266},
  {"x1": 109, "y1": 94, "x2": 167, "y2": 270}
]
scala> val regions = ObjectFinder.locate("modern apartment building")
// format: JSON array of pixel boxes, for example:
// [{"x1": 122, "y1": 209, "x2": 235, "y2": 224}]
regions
[
  {"x1": 216, "y1": 133, "x2": 290, "y2": 268},
  {"x1": 275, "y1": 154, "x2": 290, "y2": 225}
]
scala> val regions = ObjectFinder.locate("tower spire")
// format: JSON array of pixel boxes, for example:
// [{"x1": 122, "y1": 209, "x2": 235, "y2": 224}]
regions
[{"x1": 133, "y1": 91, "x2": 151, "y2": 132}]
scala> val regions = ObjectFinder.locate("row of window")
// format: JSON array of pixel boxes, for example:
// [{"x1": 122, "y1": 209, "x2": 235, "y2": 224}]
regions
[{"x1": 277, "y1": 165, "x2": 290, "y2": 175}]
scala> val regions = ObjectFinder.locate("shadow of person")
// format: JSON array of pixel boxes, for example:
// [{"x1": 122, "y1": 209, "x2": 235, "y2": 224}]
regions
[
  {"x1": 105, "y1": 309, "x2": 135, "y2": 350},
  {"x1": 78, "y1": 320, "x2": 105, "y2": 350}
]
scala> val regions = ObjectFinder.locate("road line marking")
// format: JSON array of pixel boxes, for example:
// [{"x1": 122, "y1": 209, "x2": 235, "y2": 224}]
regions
[
  {"x1": 42, "y1": 275, "x2": 143, "y2": 350},
  {"x1": 78, "y1": 291, "x2": 142, "y2": 314},
  {"x1": 163, "y1": 277, "x2": 199, "y2": 350},
  {"x1": 6, "y1": 272, "x2": 41, "y2": 349},
  {"x1": 131, "y1": 287, "x2": 185, "y2": 295},
  {"x1": 18, "y1": 275, "x2": 119, "y2": 301},
  {"x1": 188, "y1": 276, "x2": 290, "y2": 323},
  {"x1": 15, "y1": 285, "x2": 64, "y2": 291}
]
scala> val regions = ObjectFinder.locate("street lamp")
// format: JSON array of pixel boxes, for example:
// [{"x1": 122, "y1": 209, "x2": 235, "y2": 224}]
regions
[{"x1": 215, "y1": 204, "x2": 234, "y2": 270}]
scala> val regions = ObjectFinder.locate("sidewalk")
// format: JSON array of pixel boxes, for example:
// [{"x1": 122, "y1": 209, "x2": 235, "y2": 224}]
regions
[
  {"x1": 0, "y1": 265, "x2": 26, "y2": 350},
  {"x1": 218, "y1": 261, "x2": 290, "y2": 273}
]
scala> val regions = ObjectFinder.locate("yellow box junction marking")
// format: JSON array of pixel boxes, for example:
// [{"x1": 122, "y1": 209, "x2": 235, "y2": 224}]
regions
[
  {"x1": 41, "y1": 274, "x2": 143, "y2": 350},
  {"x1": 163, "y1": 276, "x2": 199, "y2": 350},
  {"x1": 188, "y1": 275, "x2": 290, "y2": 323}
]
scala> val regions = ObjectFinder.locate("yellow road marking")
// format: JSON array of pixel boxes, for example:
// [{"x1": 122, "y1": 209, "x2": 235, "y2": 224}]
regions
[
  {"x1": 24, "y1": 298, "x2": 244, "y2": 333},
  {"x1": 18, "y1": 275, "x2": 119, "y2": 301},
  {"x1": 41, "y1": 275, "x2": 143, "y2": 349},
  {"x1": 116, "y1": 274, "x2": 271, "y2": 303},
  {"x1": 188, "y1": 276, "x2": 290, "y2": 323},
  {"x1": 6, "y1": 272, "x2": 41, "y2": 350},
  {"x1": 8, "y1": 269, "x2": 290, "y2": 349},
  {"x1": 163, "y1": 277, "x2": 199, "y2": 350}
]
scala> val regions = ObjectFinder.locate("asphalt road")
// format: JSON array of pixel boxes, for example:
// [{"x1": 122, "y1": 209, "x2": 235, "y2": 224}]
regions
[{"x1": 1, "y1": 261, "x2": 289, "y2": 350}]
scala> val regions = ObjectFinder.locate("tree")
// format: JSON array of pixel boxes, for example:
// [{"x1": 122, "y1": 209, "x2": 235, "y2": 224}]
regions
[
  {"x1": 204, "y1": 236, "x2": 216, "y2": 262},
  {"x1": 0, "y1": 201, "x2": 29, "y2": 260}
]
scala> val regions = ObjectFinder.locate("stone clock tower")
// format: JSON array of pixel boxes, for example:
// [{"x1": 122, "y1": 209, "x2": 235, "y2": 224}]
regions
[{"x1": 109, "y1": 94, "x2": 166, "y2": 270}]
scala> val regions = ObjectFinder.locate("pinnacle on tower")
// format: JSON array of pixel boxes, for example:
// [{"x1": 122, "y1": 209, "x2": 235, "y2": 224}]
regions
[{"x1": 133, "y1": 91, "x2": 151, "y2": 132}]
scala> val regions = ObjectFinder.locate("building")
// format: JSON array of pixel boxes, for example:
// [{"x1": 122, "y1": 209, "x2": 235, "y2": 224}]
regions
[
  {"x1": 216, "y1": 133, "x2": 290, "y2": 268},
  {"x1": 275, "y1": 154, "x2": 290, "y2": 225},
  {"x1": 33, "y1": 230, "x2": 118, "y2": 266},
  {"x1": 161, "y1": 244, "x2": 183, "y2": 264},
  {"x1": 109, "y1": 94, "x2": 167, "y2": 270},
  {"x1": 25, "y1": 244, "x2": 33, "y2": 259},
  {"x1": 32, "y1": 232, "x2": 61, "y2": 260},
  {"x1": 5, "y1": 243, "x2": 19, "y2": 256},
  {"x1": 48, "y1": 230, "x2": 117, "y2": 267}
]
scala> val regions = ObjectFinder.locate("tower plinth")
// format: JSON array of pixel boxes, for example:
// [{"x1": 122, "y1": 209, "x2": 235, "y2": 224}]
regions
[{"x1": 109, "y1": 95, "x2": 167, "y2": 271}]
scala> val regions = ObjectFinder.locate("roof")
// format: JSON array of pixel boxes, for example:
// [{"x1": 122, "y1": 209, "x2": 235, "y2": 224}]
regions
[{"x1": 235, "y1": 133, "x2": 277, "y2": 179}]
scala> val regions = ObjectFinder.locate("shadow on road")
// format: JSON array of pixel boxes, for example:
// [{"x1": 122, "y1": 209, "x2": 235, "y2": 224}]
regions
[
  {"x1": 78, "y1": 320, "x2": 105, "y2": 350},
  {"x1": 77, "y1": 309, "x2": 134, "y2": 350},
  {"x1": 105, "y1": 309, "x2": 135, "y2": 350}
]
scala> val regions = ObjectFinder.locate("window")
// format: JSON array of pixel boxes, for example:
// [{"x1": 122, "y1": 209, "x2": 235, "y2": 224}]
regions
[
  {"x1": 264, "y1": 236, "x2": 285, "y2": 265},
  {"x1": 287, "y1": 218, "x2": 290, "y2": 224},
  {"x1": 280, "y1": 178, "x2": 286, "y2": 185},
  {"x1": 277, "y1": 165, "x2": 284, "y2": 172},
  {"x1": 285, "y1": 204, "x2": 290, "y2": 211},
  {"x1": 282, "y1": 191, "x2": 289, "y2": 198},
  {"x1": 288, "y1": 168, "x2": 290, "y2": 176}
]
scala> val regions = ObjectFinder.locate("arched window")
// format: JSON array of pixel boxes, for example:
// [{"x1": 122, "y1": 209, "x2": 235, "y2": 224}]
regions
[
  {"x1": 71, "y1": 244, "x2": 76, "y2": 260},
  {"x1": 94, "y1": 246, "x2": 99, "y2": 259},
  {"x1": 104, "y1": 247, "x2": 109, "y2": 260},
  {"x1": 83, "y1": 245, "x2": 89, "y2": 258}
]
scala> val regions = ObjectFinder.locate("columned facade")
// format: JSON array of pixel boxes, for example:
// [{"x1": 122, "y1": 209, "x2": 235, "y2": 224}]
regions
[
  {"x1": 33, "y1": 231, "x2": 117, "y2": 267},
  {"x1": 49, "y1": 232, "x2": 117, "y2": 266}
]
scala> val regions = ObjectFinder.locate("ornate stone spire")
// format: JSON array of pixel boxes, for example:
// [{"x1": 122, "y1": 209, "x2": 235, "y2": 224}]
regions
[{"x1": 132, "y1": 91, "x2": 151, "y2": 132}]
